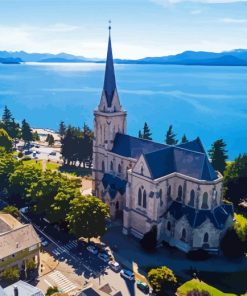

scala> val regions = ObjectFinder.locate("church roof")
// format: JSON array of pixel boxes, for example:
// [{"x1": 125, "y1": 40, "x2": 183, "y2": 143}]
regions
[
  {"x1": 164, "y1": 201, "x2": 233, "y2": 229},
  {"x1": 102, "y1": 173, "x2": 127, "y2": 199},
  {"x1": 103, "y1": 32, "x2": 116, "y2": 107},
  {"x1": 144, "y1": 146, "x2": 218, "y2": 181},
  {"x1": 111, "y1": 133, "x2": 167, "y2": 158}
]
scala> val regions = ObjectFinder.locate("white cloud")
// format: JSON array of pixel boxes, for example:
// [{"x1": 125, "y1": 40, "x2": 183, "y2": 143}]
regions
[{"x1": 220, "y1": 17, "x2": 247, "y2": 23}]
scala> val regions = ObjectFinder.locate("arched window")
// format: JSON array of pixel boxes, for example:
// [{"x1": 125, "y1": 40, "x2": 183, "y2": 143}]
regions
[
  {"x1": 118, "y1": 164, "x2": 122, "y2": 174},
  {"x1": 138, "y1": 188, "x2": 142, "y2": 206},
  {"x1": 102, "y1": 161, "x2": 105, "y2": 172},
  {"x1": 141, "y1": 166, "x2": 144, "y2": 175},
  {"x1": 202, "y1": 192, "x2": 209, "y2": 209},
  {"x1": 110, "y1": 161, "x2": 113, "y2": 171},
  {"x1": 160, "y1": 189, "x2": 163, "y2": 206},
  {"x1": 143, "y1": 190, "x2": 147, "y2": 208},
  {"x1": 189, "y1": 190, "x2": 195, "y2": 207},
  {"x1": 167, "y1": 185, "x2": 171, "y2": 198},
  {"x1": 167, "y1": 221, "x2": 171, "y2": 231},
  {"x1": 181, "y1": 228, "x2": 186, "y2": 242},
  {"x1": 177, "y1": 185, "x2": 183, "y2": 201},
  {"x1": 203, "y1": 232, "x2": 209, "y2": 243}
]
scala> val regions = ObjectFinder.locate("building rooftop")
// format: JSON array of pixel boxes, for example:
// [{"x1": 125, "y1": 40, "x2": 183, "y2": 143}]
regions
[
  {"x1": 0, "y1": 214, "x2": 41, "y2": 260},
  {"x1": 1, "y1": 280, "x2": 44, "y2": 296}
]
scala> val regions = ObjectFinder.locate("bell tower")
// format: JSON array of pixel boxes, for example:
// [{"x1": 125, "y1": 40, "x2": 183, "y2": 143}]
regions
[{"x1": 92, "y1": 24, "x2": 127, "y2": 196}]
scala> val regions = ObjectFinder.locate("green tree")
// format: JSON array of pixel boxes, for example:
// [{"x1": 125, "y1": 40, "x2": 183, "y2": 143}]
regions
[
  {"x1": 181, "y1": 134, "x2": 188, "y2": 144},
  {"x1": 1, "y1": 267, "x2": 20, "y2": 283},
  {"x1": 59, "y1": 121, "x2": 66, "y2": 138},
  {"x1": 66, "y1": 195, "x2": 110, "y2": 242},
  {"x1": 208, "y1": 139, "x2": 228, "y2": 174},
  {"x1": 26, "y1": 259, "x2": 37, "y2": 271},
  {"x1": 21, "y1": 119, "x2": 33, "y2": 144},
  {"x1": 8, "y1": 164, "x2": 42, "y2": 201},
  {"x1": 165, "y1": 125, "x2": 178, "y2": 145},
  {"x1": 224, "y1": 154, "x2": 247, "y2": 206},
  {"x1": 32, "y1": 131, "x2": 40, "y2": 141},
  {"x1": 0, "y1": 152, "x2": 18, "y2": 192},
  {"x1": 46, "y1": 286, "x2": 58, "y2": 296},
  {"x1": 148, "y1": 266, "x2": 177, "y2": 295},
  {"x1": 138, "y1": 130, "x2": 143, "y2": 139},
  {"x1": 141, "y1": 122, "x2": 152, "y2": 140},
  {"x1": 46, "y1": 134, "x2": 55, "y2": 146},
  {"x1": 2, "y1": 205, "x2": 20, "y2": 219},
  {"x1": 1, "y1": 106, "x2": 20, "y2": 140},
  {"x1": 0, "y1": 128, "x2": 12, "y2": 152}
]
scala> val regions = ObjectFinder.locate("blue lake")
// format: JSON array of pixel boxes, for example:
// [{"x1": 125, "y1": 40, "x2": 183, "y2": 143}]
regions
[{"x1": 0, "y1": 62, "x2": 246, "y2": 159}]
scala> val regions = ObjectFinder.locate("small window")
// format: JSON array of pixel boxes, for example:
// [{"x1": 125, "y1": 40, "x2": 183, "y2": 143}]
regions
[
  {"x1": 204, "y1": 232, "x2": 209, "y2": 243},
  {"x1": 102, "y1": 161, "x2": 105, "y2": 173},
  {"x1": 160, "y1": 189, "x2": 163, "y2": 206},
  {"x1": 110, "y1": 161, "x2": 113, "y2": 171},
  {"x1": 177, "y1": 185, "x2": 183, "y2": 201},
  {"x1": 167, "y1": 221, "x2": 171, "y2": 231},
  {"x1": 202, "y1": 192, "x2": 209, "y2": 209},
  {"x1": 143, "y1": 190, "x2": 147, "y2": 208},
  {"x1": 118, "y1": 164, "x2": 122, "y2": 174},
  {"x1": 141, "y1": 166, "x2": 144, "y2": 175},
  {"x1": 167, "y1": 185, "x2": 171, "y2": 198},
  {"x1": 189, "y1": 190, "x2": 195, "y2": 207},
  {"x1": 181, "y1": 228, "x2": 186, "y2": 242},
  {"x1": 138, "y1": 188, "x2": 142, "y2": 206}
]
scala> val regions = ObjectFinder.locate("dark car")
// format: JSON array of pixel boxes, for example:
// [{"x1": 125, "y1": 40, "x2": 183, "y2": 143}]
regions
[{"x1": 136, "y1": 280, "x2": 149, "y2": 294}]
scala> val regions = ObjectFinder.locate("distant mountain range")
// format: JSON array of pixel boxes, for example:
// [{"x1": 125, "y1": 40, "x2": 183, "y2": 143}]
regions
[{"x1": 1, "y1": 49, "x2": 247, "y2": 66}]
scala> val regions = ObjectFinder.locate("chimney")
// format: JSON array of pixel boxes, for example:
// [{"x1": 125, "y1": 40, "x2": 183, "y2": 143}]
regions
[{"x1": 14, "y1": 286, "x2": 18, "y2": 296}]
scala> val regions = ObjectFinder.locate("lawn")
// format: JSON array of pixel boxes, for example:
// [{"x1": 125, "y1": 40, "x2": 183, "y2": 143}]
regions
[
  {"x1": 177, "y1": 279, "x2": 237, "y2": 296},
  {"x1": 21, "y1": 159, "x2": 42, "y2": 169},
  {"x1": 46, "y1": 161, "x2": 60, "y2": 170}
]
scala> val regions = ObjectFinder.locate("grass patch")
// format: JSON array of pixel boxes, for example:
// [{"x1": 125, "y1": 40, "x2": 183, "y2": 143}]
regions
[
  {"x1": 21, "y1": 159, "x2": 42, "y2": 169},
  {"x1": 197, "y1": 270, "x2": 247, "y2": 295},
  {"x1": 59, "y1": 165, "x2": 92, "y2": 177},
  {"x1": 177, "y1": 279, "x2": 237, "y2": 296},
  {"x1": 46, "y1": 162, "x2": 60, "y2": 170}
]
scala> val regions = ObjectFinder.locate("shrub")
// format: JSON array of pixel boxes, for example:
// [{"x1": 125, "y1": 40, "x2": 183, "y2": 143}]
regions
[
  {"x1": 2, "y1": 205, "x2": 20, "y2": 219},
  {"x1": 26, "y1": 259, "x2": 37, "y2": 271},
  {"x1": 140, "y1": 226, "x2": 157, "y2": 251},
  {"x1": 46, "y1": 286, "x2": 58, "y2": 296},
  {"x1": 1, "y1": 267, "x2": 20, "y2": 283},
  {"x1": 18, "y1": 151, "x2": 23, "y2": 158},
  {"x1": 148, "y1": 266, "x2": 177, "y2": 295},
  {"x1": 220, "y1": 227, "x2": 245, "y2": 258}
]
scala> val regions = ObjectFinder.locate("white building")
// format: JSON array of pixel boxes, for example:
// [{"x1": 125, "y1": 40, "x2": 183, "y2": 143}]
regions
[{"x1": 92, "y1": 27, "x2": 234, "y2": 252}]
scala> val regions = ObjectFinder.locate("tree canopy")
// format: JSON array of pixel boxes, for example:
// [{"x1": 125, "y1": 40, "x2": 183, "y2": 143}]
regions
[
  {"x1": 0, "y1": 128, "x2": 12, "y2": 152},
  {"x1": 208, "y1": 139, "x2": 228, "y2": 174},
  {"x1": 181, "y1": 134, "x2": 188, "y2": 144},
  {"x1": 1, "y1": 106, "x2": 20, "y2": 140},
  {"x1": 139, "y1": 122, "x2": 152, "y2": 140},
  {"x1": 21, "y1": 119, "x2": 33, "y2": 144},
  {"x1": 46, "y1": 134, "x2": 55, "y2": 146},
  {"x1": 148, "y1": 266, "x2": 177, "y2": 295},
  {"x1": 66, "y1": 195, "x2": 110, "y2": 241},
  {"x1": 165, "y1": 125, "x2": 178, "y2": 145},
  {"x1": 59, "y1": 121, "x2": 66, "y2": 138},
  {"x1": 224, "y1": 154, "x2": 247, "y2": 206}
]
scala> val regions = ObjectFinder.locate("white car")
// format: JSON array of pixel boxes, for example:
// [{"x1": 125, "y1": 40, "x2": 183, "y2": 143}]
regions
[
  {"x1": 98, "y1": 252, "x2": 110, "y2": 262},
  {"x1": 120, "y1": 269, "x2": 135, "y2": 281},
  {"x1": 41, "y1": 240, "x2": 49, "y2": 247},
  {"x1": 87, "y1": 245, "x2": 98, "y2": 255},
  {"x1": 108, "y1": 260, "x2": 121, "y2": 272}
]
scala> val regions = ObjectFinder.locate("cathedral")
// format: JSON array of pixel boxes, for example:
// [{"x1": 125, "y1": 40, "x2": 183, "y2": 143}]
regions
[{"x1": 92, "y1": 28, "x2": 234, "y2": 253}]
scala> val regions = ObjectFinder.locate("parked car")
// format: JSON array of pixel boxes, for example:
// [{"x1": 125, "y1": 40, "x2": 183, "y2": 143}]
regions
[
  {"x1": 87, "y1": 245, "x2": 98, "y2": 255},
  {"x1": 49, "y1": 151, "x2": 56, "y2": 156},
  {"x1": 20, "y1": 207, "x2": 29, "y2": 214},
  {"x1": 41, "y1": 240, "x2": 49, "y2": 247},
  {"x1": 136, "y1": 280, "x2": 149, "y2": 294},
  {"x1": 108, "y1": 260, "x2": 121, "y2": 272},
  {"x1": 98, "y1": 252, "x2": 110, "y2": 262},
  {"x1": 120, "y1": 269, "x2": 135, "y2": 281}
]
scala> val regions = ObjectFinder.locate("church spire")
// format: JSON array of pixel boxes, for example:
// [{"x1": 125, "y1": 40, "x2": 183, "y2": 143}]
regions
[{"x1": 103, "y1": 22, "x2": 117, "y2": 107}]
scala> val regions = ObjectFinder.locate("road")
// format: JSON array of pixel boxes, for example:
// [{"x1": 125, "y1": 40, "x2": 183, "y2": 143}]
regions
[{"x1": 21, "y1": 212, "x2": 148, "y2": 296}]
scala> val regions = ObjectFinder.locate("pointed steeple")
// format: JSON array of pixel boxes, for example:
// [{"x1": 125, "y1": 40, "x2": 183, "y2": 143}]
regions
[{"x1": 103, "y1": 24, "x2": 117, "y2": 107}]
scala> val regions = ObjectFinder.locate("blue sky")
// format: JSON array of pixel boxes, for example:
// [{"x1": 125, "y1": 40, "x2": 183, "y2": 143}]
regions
[{"x1": 0, "y1": 0, "x2": 247, "y2": 58}]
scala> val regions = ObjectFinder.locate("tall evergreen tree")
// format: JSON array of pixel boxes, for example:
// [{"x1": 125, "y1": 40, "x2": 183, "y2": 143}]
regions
[
  {"x1": 1, "y1": 106, "x2": 20, "y2": 140},
  {"x1": 165, "y1": 125, "x2": 178, "y2": 145},
  {"x1": 208, "y1": 139, "x2": 228, "y2": 174},
  {"x1": 138, "y1": 130, "x2": 143, "y2": 139},
  {"x1": 21, "y1": 119, "x2": 33, "y2": 144},
  {"x1": 181, "y1": 134, "x2": 188, "y2": 144},
  {"x1": 2, "y1": 106, "x2": 12, "y2": 124},
  {"x1": 142, "y1": 122, "x2": 152, "y2": 140},
  {"x1": 59, "y1": 121, "x2": 66, "y2": 138}
]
